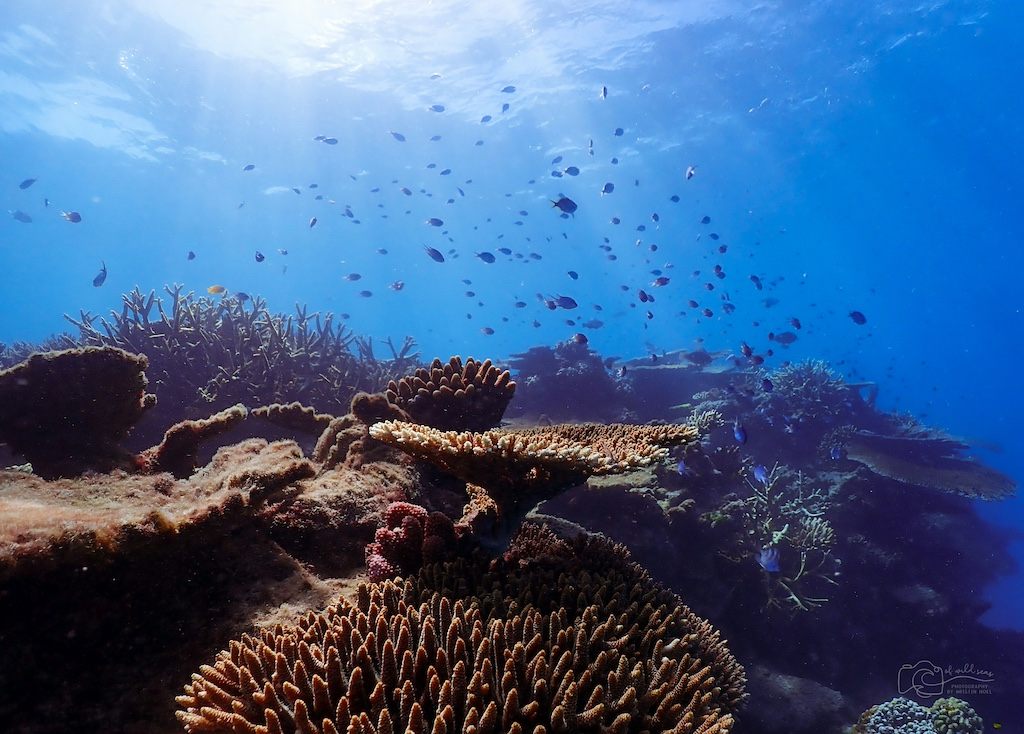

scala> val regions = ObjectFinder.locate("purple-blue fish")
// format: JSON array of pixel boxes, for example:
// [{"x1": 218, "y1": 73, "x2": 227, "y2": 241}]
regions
[
  {"x1": 752, "y1": 464, "x2": 768, "y2": 485},
  {"x1": 424, "y1": 246, "x2": 445, "y2": 262},
  {"x1": 757, "y1": 547, "x2": 780, "y2": 573},
  {"x1": 733, "y1": 420, "x2": 747, "y2": 445}
]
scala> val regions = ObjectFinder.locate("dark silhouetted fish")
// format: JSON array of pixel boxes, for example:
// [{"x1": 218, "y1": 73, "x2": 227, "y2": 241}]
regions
[
  {"x1": 61, "y1": 210, "x2": 81, "y2": 223},
  {"x1": 19, "y1": 178, "x2": 36, "y2": 189},
  {"x1": 601, "y1": 182, "x2": 614, "y2": 195},
  {"x1": 10, "y1": 210, "x2": 31, "y2": 223},
  {"x1": 255, "y1": 251, "x2": 265, "y2": 262},
  {"x1": 430, "y1": 104, "x2": 445, "y2": 112},
  {"x1": 849, "y1": 310, "x2": 867, "y2": 325},
  {"x1": 92, "y1": 260, "x2": 107, "y2": 287},
  {"x1": 424, "y1": 246, "x2": 445, "y2": 262},
  {"x1": 389, "y1": 131, "x2": 406, "y2": 141},
  {"x1": 476, "y1": 251, "x2": 495, "y2": 263},
  {"x1": 564, "y1": 166, "x2": 579, "y2": 176},
  {"x1": 344, "y1": 273, "x2": 362, "y2": 281},
  {"x1": 426, "y1": 217, "x2": 444, "y2": 227},
  {"x1": 309, "y1": 217, "x2": 317, "y2": 228},
  {"x1": 501, "y1": 85, "x2": 516, "y2": 93},
  {"x1": 551, "y1": 196, "x2": 577, "y2": 215},
  {"x1": 481, "y1": 327, "x2": 495, "y2": 335},
  {"x1": 243, "y1": 164, "x2": 255, "y2": 171},
  {"x1": 600, "y1": 85, "x2": 608, "y2": 99},
  {"x1": 613, "y1": 127, "x2": 623, "y2": 136},
  {"x1": 685, "y1": 165, "x2": 696, "y2": 179},
  {"x1": 187, "y1": 250, "x2": 196, "y2": 260}
]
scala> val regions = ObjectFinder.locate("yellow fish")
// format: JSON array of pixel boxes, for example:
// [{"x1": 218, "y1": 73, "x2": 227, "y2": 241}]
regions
[{"x1": 207, "y1": 284, "x2": 227, "y2": 295}]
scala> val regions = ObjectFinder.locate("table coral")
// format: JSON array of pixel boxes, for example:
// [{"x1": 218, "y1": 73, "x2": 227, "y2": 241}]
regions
[
  {"x1": 368, "y1": 419, "x2": 699, "y2": 527},
  {"x1": 0, "y1": 346, "x2": 156, "y2": 478}
]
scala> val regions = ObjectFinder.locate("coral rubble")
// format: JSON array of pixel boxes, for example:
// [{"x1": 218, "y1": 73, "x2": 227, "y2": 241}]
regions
[{"x1": 0, "y1": 346, "x2": 156, "y2": 478}]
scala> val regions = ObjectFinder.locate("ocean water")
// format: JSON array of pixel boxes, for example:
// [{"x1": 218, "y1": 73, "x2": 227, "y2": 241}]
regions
[{"x1": 1, "y1": 0, "x2": 1022, "y2": 728}]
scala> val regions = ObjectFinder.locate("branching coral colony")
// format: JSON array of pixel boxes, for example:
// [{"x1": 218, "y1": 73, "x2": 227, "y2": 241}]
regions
[
  {"x1": 61, "y1": 285, "x2": 420, "y2": 422},
  {"x1": 715, "y1": 464, "x2": 840, "y2": 613}
]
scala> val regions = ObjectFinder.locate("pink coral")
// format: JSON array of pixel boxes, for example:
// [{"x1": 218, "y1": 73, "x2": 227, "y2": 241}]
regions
[{"x1": 364, "y1": 502, "x2": 458, "y2": 581}]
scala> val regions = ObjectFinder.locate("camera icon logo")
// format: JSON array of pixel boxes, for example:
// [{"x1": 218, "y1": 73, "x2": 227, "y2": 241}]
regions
[{"x1": 897, "y1": 660, "x2": 945, "y2": 698}]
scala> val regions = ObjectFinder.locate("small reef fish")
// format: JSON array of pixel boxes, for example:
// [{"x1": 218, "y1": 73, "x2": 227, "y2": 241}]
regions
[
  {"x1": 480, "y1": 327, "x2": 495, "y2": 335},
  {"x1": 242, "y1": 164, "x2": 255, "y2": 171},
  {"x1": 613, "y1": 127, "x2": 624, "y2": 136},
  {"x1": 187, "y1": 250, "x2": 196, "y2": 260},
  {"x1": 849, "y1": 310, "x2": 867, "y2": 325},
  {"x1": 564, "y1": 166, "x2": 580, "y2": 176},
  {"x1": 685, "y1": 165, "x2": 696, "y2": 180},
  {"x1": 309, "y1": 217, "x2": 317, "y2": 228},
  {"x1": 758, "y1": 547, "x2": 781, "y2": 573},
  {"x1": 19, "y1": 178, "x2": 37, "y2": 189},
  {"x1": 761, "y1": 378, "x2": 774, "y2": 392},
  {"x1": 92, "y1": 261, "x2": 107, "y2": 287},
  {"x1": 601, "y1": 182, "x2": 614, "y2": 195},
  {"x1": 344, "y1": 273, "x2": 362, "y2": 281},
  {"x1": 426, "y1": 217, "x2": 444, "y2": 227},
  {"x1": 551, "y1": 196, "x2": 577, "y2": 215},
  {"x1": 424, "y1": 246, "x2": 445, "y2": 263},
  {"x1": 733, "y1": 420, "x2": 748, "y2": 445},
  {"x1": 61, "y1": 211, "x2": 82, "y2": 223},
  {"x1": 476, "y1": 252, "x2": 496, "y2": 263},
  {"x1": 830, "y1": 445, "x2": 843, "y2": 461},
  {"x1": 390, "y1": 281, "x2": 404, "y2": 291},
  {"x1": 207, "y1": 285, "x2": 227, "y2": 295},
  {"x1": 10, "y1": 210, "x2": 32, "y2": 223},
  {"x1": 501, "y1": 85, "x2": 516, "y2": 93},
  {"x1": 429, "y1": 104, "x2": 445, "y2": 112},
  {"x1": 752, "y1": 464, "x2": 769, "y2": 485},
  {"x1": 600, "y1": 85, "x2": 608, "y2": 99},
  {"x1": 254, "y1": 251, "x2": 265, "y2": 262},
  {"x1": 676, "y1": 459, "x2": 687, "y2": 475},
  {"x1": 389, "y1": 131, "x2": 406, "y2": 142}
]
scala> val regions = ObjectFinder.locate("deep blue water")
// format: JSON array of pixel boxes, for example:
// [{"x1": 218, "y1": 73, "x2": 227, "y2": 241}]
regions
[{"x1": 1, "y1": 1, "x2": 1022, "y2": 626}]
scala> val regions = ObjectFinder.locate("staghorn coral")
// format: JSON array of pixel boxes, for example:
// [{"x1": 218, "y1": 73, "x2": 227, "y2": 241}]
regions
[
  {"x1": 0, "y1": 346, "x2": 156, "y2": 478},
  {"x1": 385, "y1": 356, "x2": 515, "y2": 431},
  {"x1": 708, "y1": 465, "x2": 839, "y2": 613},
  {"x1": 176, "y1": 527, "x2": 744, "y2": 734},
  {"x1": 844, "y1": 431, "x2": 1015, "y2": 500},
  {"x1": 368, "y1": 419, "x2": 699, "y2": 526},
  {"x1": 137, "y1": 404, "x2": 249, "y2": 478},
  {"x1": 61, "y1": 286, "x2": 419, "y2": 445},
  {"x1": 363, "y1": 502, "x2": 459, "y2": 582}
]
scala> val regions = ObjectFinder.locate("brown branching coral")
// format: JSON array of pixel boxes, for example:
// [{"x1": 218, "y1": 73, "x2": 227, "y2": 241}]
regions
[
  {"x1": 137, "y1": 404, "x2": 249, "y2": 478},
  {"x1": 0, "y1": 346, "x2": 156, "y2": 478},
  {"x1": 369, "y1": 420, "x2": 699, "y2": 524},
  {"x1": 176, "y1": 527, "x2": 745, "y2": 734},
  {"x1": 385, "y1": 356, "x2": 515, "y2": 431},
  {"x1": 844, "y1": 431, "x2": 1015, "y2": 500}
]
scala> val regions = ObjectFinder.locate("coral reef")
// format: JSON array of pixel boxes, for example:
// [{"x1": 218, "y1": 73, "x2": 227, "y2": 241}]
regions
[
  {"x1": 842, "y1": 431, "x2": 1015, "y2": 500},
  {"x1": 252, "y1": 402, "x2": 336, "y2": 437},
  {"x1": 137, "y1": 404, "x2": 249, "y2": 478},
  {"x1": 62, "y1": 286, "x2": 419, "y2": 447},
  {"x1": 0, "y1": 438, "x2": 313, "y2": 580},
  {"x1": 385, "y1": 356, "x2": 515, "y2": 431},
  {"x1": 177, "y1": 527, "x2": 745, "y2": 734},
  {"x1": 851, "y1": 697, "x2": 983, "y2": 734},
  {"x1": 0, "y1": 346, "x2": 156, "y2": 478},
  {"x1": 505, "y1": 339, "x2": 625, "y2": 422},
  {"x1": 369, "y1": 419, "x2": 699, "y2": 527},
  {"x1": 363, "y1": 502, "x2": 459, "y2": 581}
]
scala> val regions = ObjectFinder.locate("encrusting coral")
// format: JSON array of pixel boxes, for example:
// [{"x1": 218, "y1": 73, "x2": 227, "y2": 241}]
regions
[
  {"x1": 385, "y1": 356, "x2": 515, "y2": 431},
  {"x1": 137, "y1": 404, "x2": 249, "y2": 478},
  {"x1": 368, "y1": 420, "x2": 699, "y2": 525},
  {"x1": 176, "y1": 525, "x2": 745, "y2": 734},
  {"x1": 0, "y1": 346, "x2": 156, "y2": 478}
]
